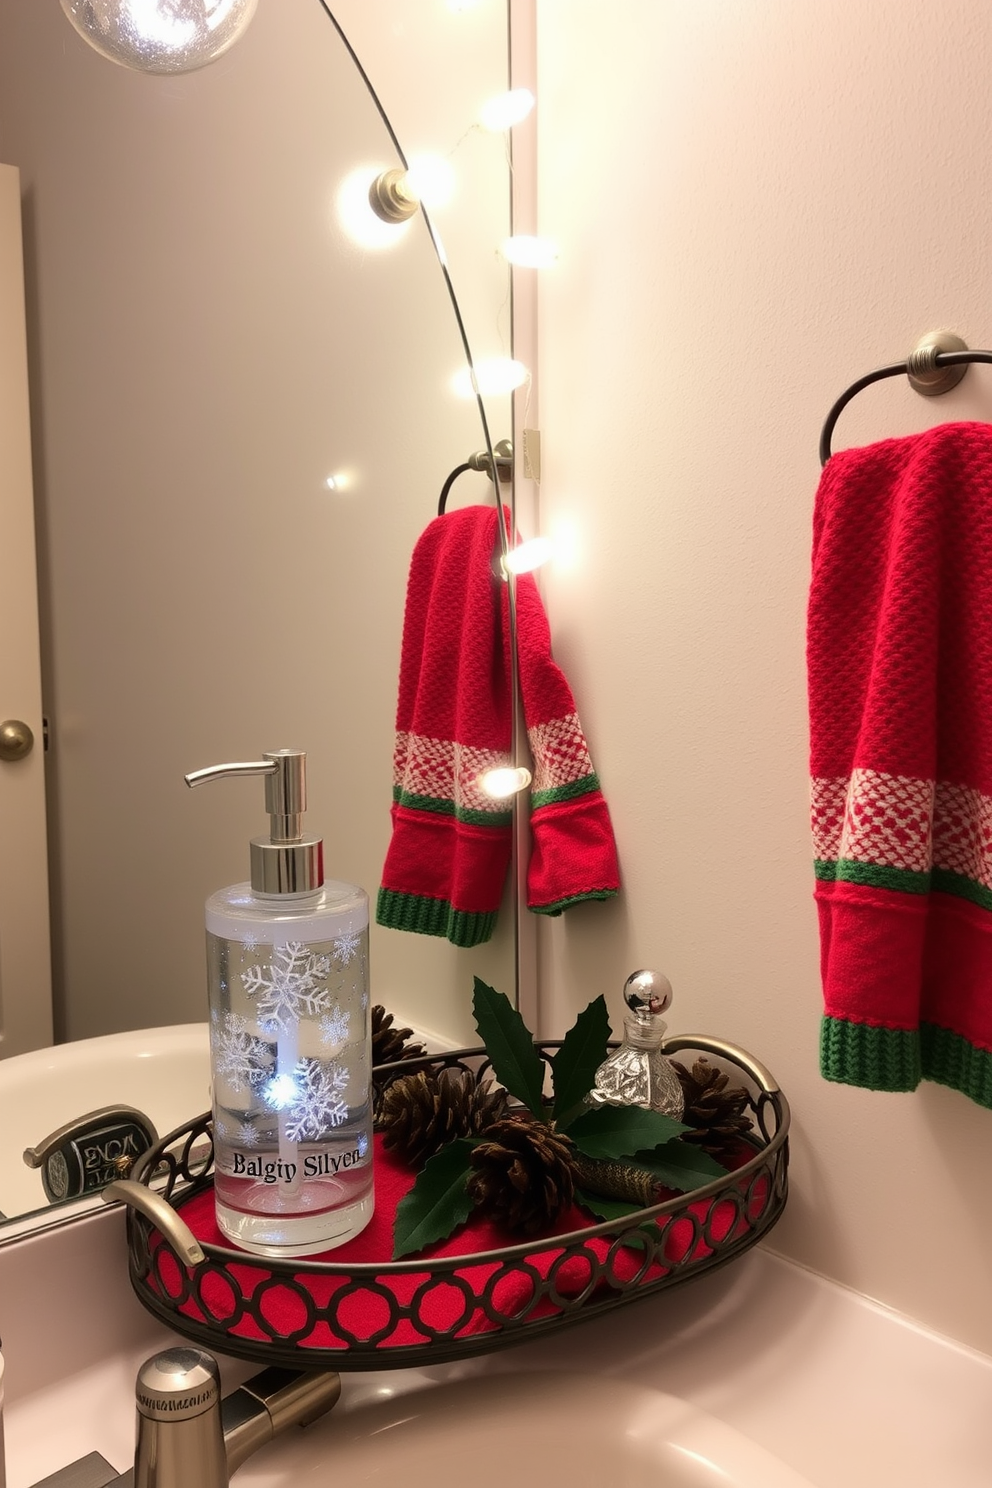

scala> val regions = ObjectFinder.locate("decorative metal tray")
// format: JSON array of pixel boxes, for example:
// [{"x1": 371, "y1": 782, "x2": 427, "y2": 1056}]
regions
[{"x1": 115, "y1": 1036, "x2": 789, "y2": 1371}]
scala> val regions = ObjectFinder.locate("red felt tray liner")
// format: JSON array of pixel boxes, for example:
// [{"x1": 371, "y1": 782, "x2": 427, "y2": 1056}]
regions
[{"x1": 144, "y1": 1136, "x2": 769, "y2": 1354}]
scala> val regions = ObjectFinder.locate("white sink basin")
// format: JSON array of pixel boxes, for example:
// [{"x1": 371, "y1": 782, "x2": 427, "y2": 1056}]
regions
[
  {"x1": 0, "y1": 1023, "x2": 209, "y2": 1224},
  {"x1": 286, "y1": 1372, "x2": 817, "y2": 1488}
]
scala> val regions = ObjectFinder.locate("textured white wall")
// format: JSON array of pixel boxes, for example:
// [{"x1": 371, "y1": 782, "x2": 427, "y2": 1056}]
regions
[{"x1": 535, "y1": 0, "x2": 992, "y2": 1353}]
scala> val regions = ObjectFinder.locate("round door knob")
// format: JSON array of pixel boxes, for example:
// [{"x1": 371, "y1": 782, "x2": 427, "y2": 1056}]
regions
[{"x1": 0, "y1": 719, "x2": 34, "y2": 762}]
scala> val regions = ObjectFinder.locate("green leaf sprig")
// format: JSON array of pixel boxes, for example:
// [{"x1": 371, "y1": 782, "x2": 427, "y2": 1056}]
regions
[{"x1": 391, "y1": 978, "x2": 727, "y2": 1257}]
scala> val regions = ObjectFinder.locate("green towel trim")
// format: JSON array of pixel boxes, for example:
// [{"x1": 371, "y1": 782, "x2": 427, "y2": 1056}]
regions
[
  {"x1": 376, "y1": 887, "x2": 497, "y2": 947},
  {"x1": 531, "y1": 774, "x2": 601, "y2": 810},
  {"x1": 930, "y1": 867, "x2": 992, "y2": 914},
  {"x1": 820, "y1": 1015, "x2": 921, "y2": 1091},
  {"x1": 815, "y1": 858, "x2": 992, "y2": 913},
  {"x1": 813, "y1": 859, "x2": 930, "y2": 894},
  {"x1": 392, "y1": 786, "x2": 513, "y2": 828},
  {"x1": 920, "y1": 1023, "x2": 992, "y2": 1108},
  {"x1": 820, "y1": 1016, "x2": 992, "y2": 1108},
  {"x1": 530, "y1": 887, "x2": 619, "y2": 917}
]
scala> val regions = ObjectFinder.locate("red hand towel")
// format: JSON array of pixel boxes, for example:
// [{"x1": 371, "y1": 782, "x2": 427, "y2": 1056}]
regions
[
  {"x1": 377, "y1": 505, "x2": 619, "y2": 947},
  {"x1": 808, "y1": 421, "x2": 992, "y2": 1107}
]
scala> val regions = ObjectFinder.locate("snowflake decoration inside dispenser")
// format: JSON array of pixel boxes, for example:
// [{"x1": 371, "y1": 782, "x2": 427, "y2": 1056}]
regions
[
  {"x1": 242, "y1": 941, "x2": 334, "y2": 1032},
  {"x1": 210, "y1": 1010, "x2": 274, "y2": 1094}
]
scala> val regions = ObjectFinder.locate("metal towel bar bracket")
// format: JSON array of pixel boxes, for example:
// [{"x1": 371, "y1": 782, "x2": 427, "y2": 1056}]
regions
[
  {"x1": 438, "y1": 439, "x2": 513, "y2": 514},
  {"x1": 819, "y1": 331, "x2": 992, "y2": 465}
]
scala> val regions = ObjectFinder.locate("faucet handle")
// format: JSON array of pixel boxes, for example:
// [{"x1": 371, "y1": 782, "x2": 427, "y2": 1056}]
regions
[{"x1": 221, "y1": 1368, "x2": 342, "y2": 1475}]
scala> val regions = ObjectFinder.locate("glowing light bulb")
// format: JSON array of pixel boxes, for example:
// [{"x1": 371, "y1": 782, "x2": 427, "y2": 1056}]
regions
[
  {"x1": 324, "y1": 472, "x2": 349, "y2": 492},
  {"x1": 452, "y1": 358, "x2": 529, "y2": 398},
  {"x1": 501, "y1": 537, "x2": 554, "y2": 576},
  {"x1": 479, "y1": 766, "x2": 532, "y2": 799},
  {"x1": 500, "y1": 235, "x2": 560, "y2": 269},
  {"x1": 549, "y1": 518, "x2": 580, "y2": 571},
  {"x1": 60, "y1": 0, "x2": 257, "y2": 74},
  {"x1": 261, "y1": 1072, "x2": 299, "y2": 1110},
  {"x1": 404, "y1": 154, "x2": 456, "y2": 210},
  {"x1": 479, "y1": 88, "x2": 536, "y2": 131},
  {"x1": 337, "y1": 167, "x2": 413, "y2": 250}
]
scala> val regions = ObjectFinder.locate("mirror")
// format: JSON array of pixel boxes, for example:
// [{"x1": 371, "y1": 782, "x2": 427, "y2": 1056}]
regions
[{"x1": 0, "y1": 0, "x2": 521, "y2": 1229}]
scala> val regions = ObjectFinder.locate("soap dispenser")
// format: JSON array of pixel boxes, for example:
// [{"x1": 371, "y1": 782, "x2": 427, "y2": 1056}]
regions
[{"x1": 186, "y1": 750, "x2": 372, "y2": 1257}]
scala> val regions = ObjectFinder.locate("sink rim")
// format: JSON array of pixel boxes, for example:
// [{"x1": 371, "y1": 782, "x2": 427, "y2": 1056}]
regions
[{"x1": 311, "y1": 1369, "x2": 818, "y2": 1488}]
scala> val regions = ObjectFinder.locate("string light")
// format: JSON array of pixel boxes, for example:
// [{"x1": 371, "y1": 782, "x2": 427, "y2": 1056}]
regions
[
  {"x1": 452, "y1": 358, "x2": 529, "y2": 398},
  {"x1": 500, "y1": 235, "x2": 559, "y2": 269},
  {"x1": 479, "y1": 88, "x2": 535, "y2": 131},
  {"x1": 479, "y1": 766, "x2": 532, "y2": 799},
  {"x1": 501, "y1": 537, "x2": 554, "y2": 576}
]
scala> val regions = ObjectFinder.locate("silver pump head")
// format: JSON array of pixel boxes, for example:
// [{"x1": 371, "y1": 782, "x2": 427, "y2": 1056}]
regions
[{"x1": 184, "y1": 749, "x2": 324, "y2": 895}]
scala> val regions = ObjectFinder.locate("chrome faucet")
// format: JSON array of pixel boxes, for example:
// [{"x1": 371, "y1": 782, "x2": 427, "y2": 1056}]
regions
[{"x1": 29, "y1": 1347, "x2": 340, "y2": 1488}]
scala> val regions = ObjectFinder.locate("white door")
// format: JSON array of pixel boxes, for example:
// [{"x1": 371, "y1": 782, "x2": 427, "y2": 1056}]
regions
[{"x1": 0, "y1": 162, "x2": 52, "y2": 1056}]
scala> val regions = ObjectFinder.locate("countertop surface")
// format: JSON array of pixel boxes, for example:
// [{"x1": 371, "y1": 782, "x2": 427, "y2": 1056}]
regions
[{"x1": 1, "y1": 1208, "x2": 989, "y2": 1488}]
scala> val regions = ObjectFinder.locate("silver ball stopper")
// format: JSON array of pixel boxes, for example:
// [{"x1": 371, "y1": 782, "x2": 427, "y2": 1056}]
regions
[{"x1": 623, "y1": 968, "x2": 673, "y2": 1018}]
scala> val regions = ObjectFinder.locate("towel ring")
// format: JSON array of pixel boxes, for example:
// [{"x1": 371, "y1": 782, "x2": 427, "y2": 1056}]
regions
[
  {"x1": 438, "y1": 439, "x2": 513, "y2": 514},
  {"x1": 819, "y1": 332, "x2": 992, "y2": 465}
]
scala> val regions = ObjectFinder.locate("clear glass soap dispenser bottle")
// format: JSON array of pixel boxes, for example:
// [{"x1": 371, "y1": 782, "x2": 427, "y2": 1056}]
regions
[{"x1": 186, "y1": 749, "x2": 372, "y2": 1258}]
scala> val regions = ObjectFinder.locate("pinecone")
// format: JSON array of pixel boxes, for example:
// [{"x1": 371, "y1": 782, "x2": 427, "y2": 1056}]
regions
[
  {"x1": 673, "y1": 1057, "x2": 754, "y2": 1159},
  {"x1": 467, "y1": 1116, "x2": 575, "y2": 1236},
  {"x1": 371, "y1": 1005, "x2": 428, "y2": 1069},
  {"x1": 378, "y1": 1066, "x2": 509, "y2": 1168}
]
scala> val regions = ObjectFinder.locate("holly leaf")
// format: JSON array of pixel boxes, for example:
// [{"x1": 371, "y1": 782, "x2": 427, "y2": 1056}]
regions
[
  {"x1": 568, "y1": 1104, "x2": 689, "y2": 1160},
  {"x1": 472, "y1": 978, "x2": 545, "y2": 1118},
  {"x1": 574, "y1": 1187, "x2": 646, "y2": 1223},
  {"x1": 392, "y1": 1138, "x2": 476, "y2": 1258},
  {"x1": 550, "y1": 995, "x2": 611, "y2": 1126},
  {"x1": 632, "y1": 1140, "x2": 728, "y2": 1193}
]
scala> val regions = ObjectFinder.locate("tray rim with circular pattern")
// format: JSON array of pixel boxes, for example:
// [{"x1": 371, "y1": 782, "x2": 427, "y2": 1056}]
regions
[{"x1": 116, "y1": 1034, "x2": 790, "y2": 1370}]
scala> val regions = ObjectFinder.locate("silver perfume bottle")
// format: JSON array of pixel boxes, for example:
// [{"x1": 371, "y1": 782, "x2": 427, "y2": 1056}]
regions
[{"x1": 588, "y1": 969, "x2": 685, "y2": 1118}]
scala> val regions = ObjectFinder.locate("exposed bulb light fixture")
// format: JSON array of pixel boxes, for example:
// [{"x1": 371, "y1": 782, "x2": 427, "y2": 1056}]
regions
[
  {"x1": 59, "y1": 0, "x2": 258, "y2": 74},
  {"x1": 404, "y1": 155, "x2": 456, "y2": 210},
  {"x1": 500, "y1": 235, "x2": 560, "y2": 269},
  {"x1": 479, "y1": 766, "x2": 532, "y2": 799},
  {"x1": 501, "y1": 537, "x2": 554, "y2": 576},
  {"x1": 479, "y1": 88, "x2": 535, "y2": 131},
  {"x1": 367, "y1": 154, "x2": 455, "y2": 227},
  {"x1": 452, "y1": 358, "x2": 529, "y2": 398},
  {"x1": 338, "y1": 167, "x2": 414, "y2": 249},
  {"x1": 324, "y1": 472, "x2": 349, "y2": 492},
  {"x1": 367, "y1": 168, "x2": 420, "y2": 225}
]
